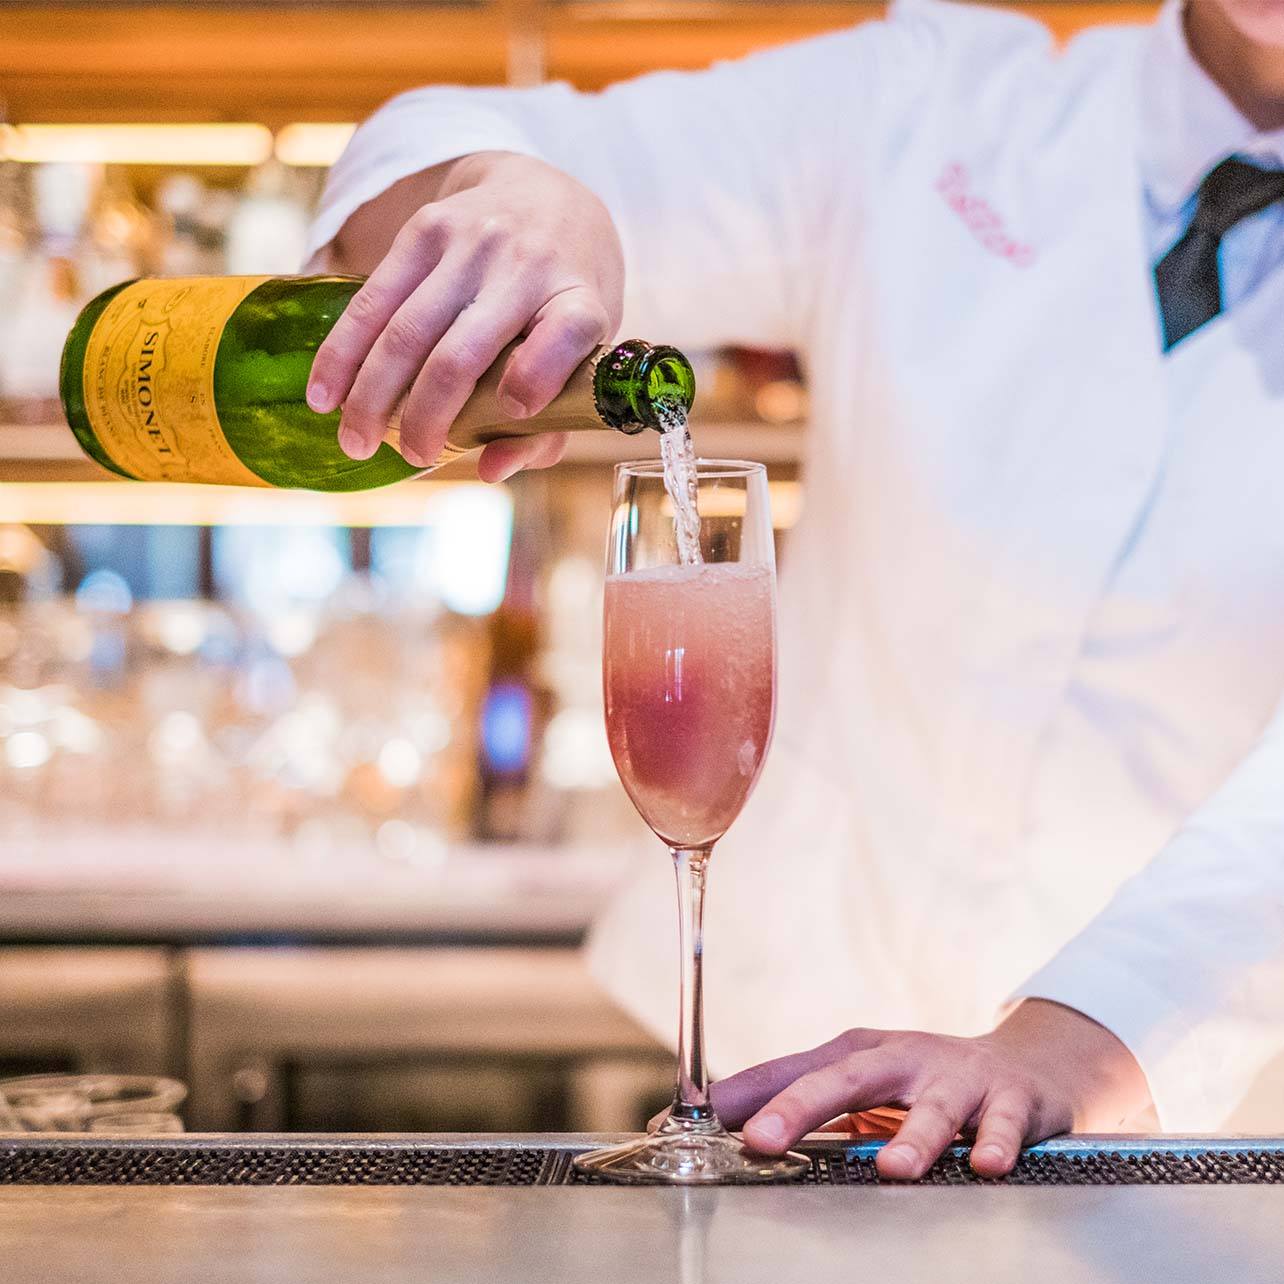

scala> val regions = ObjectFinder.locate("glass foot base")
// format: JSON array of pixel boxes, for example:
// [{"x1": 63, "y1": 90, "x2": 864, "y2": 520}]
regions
[{"x1": 572, "y1": 1123, "x2": 809, "y2": 1185}]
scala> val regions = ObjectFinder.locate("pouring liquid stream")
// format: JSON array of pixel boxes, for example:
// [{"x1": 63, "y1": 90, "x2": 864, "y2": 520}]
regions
[{"x1": 657, "y1": 401, "x2": 703, "y2": 566}]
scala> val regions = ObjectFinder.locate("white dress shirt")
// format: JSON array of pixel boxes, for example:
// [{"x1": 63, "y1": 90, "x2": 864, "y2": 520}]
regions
[
  {"x1": 1006, "y1": 0, "x2": 1284, "y2": 1118},
  {"x1": 307, "y1": 0, "x2": 1284, "y2": 1130}
]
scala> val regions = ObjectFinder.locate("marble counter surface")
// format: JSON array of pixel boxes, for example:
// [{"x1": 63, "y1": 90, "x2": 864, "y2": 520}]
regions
[
  {"x1": 2, "y1": 1135, "x2": 1281, "y2": 1284},
  {"x1": 4, "y1": 1176, "x2": 1281, "y2": 1284}
]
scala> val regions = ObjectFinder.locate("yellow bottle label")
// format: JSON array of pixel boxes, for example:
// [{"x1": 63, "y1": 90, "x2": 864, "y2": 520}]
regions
[{"x1": 81, "y1": 276, "x2": 273, "y2": 486}]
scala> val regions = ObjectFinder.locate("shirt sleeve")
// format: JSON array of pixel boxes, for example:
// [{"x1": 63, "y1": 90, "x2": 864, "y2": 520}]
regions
[
  {"x1": 304, "y1": 12, "x2": 932, "y2": 352},
  {"x1": 1010, "y1": 693, "x2": 1284, "y2": 1129}
]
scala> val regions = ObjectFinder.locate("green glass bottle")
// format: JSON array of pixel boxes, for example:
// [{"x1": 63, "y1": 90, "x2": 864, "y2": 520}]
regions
[{"x1": 60, "y1": 275, "x2": 696, "y2": 491}]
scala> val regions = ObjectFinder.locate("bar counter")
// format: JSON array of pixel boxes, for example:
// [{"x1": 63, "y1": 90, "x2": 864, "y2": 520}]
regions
[
  {"x1": 0, "y1": 842, "x2": 625, "y2": 947},
  {"x1": 3, "y1": 1134, "x2": 1282, "y2": 1282}
]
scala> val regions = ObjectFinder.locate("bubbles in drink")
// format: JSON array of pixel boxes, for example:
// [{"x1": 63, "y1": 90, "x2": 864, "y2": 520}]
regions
[
  {"x1": 657, "y1": 400, "x2": 703, "y2": 567},
  {"x1": 603, "y1": 561, "x2": 775, "y2": 848}
]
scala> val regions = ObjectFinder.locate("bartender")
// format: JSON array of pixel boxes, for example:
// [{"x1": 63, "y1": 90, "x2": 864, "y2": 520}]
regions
[{"x1": 304, "y1": 0, "x2": 1284, "y2": 1178}]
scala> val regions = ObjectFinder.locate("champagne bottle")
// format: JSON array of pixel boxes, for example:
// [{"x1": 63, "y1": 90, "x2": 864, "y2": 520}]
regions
[{"x1": 59, "y1": 275, "x2": 696, "y2": 491}]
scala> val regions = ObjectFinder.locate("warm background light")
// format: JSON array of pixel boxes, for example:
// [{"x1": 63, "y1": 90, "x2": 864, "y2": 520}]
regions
[
  {"x1": 0, "y1": 121, "x2": 356, "y2": 169},
  {"x1": 274, "y1": 123, "x2": 357, "y2": 168},
  {"x1": 0, "y1": 479, "x2": 511, "y2": 527},
  {"x1": 0, "y1": 123, "x2": 274, "y2": 166}
]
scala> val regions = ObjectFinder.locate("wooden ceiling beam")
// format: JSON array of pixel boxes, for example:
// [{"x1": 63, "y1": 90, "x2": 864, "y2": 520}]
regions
[
  {"x1": 544, "y1": 2, "x2": 1157, "y2": 86},
  {"x1": 1, "y1": 5, "x2": 509, "y2": 123},
  {"x1": 0, "y1": 2, "x2": 1160, "y2": 123}
]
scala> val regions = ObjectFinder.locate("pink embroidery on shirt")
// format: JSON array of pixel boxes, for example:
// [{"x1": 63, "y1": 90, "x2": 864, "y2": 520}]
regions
[{"x1": 935, "y1": 164, "x2": 1036, "y2": 268}]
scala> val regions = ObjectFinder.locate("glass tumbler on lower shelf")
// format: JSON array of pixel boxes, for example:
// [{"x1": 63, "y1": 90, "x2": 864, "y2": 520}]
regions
[{"x1": 0, "y1": 1074, "x2": 187, "y2": 1133}]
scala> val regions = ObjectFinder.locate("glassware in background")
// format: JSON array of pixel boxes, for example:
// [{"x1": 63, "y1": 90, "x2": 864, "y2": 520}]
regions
[
  {"x1": 0, "y1": 161, "x2": 148, "y2": 420},
  {"x1": 0, "y1": 597, "x2": 488, "y2": 854},
  {"x1": 0, "y1": 1073, "x2": 187, "y2": 1133},
  {"x1": 1, "y1": 1083, "x2": 90, "y2": 1131},
  {"x1": 0, "y1": 161, "x2": 29, "y2": 412},
  {"x1": 573, "y1": 460, "x2": 807, "y2": 1184},
  {"x1": 80, "y1": 168, "x2": 151, "y2": 298},
  {"x1": 224, "y1": 160, "x2": 310, "y2": 275},
  {"x1": 154, "y1": 173, "x2": 225, "y2": 277},
  {"x1": 0, "y1": 495, "x2": 519, "y2": 858},
  {"x1": 0, "y1": 162, "x2": 94, "y2": 420},
  {"x1": 88, "y1": 1112, "x2": 185, "y2": 1135}
]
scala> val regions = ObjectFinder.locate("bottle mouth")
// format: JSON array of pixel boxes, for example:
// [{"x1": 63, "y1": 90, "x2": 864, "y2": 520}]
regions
[
  {"x1": 636, "y1": 345, "x2": 694, "y2": 430},
  {"x1": 594, "y1": 340, "x2": 696, "y2": 432}
]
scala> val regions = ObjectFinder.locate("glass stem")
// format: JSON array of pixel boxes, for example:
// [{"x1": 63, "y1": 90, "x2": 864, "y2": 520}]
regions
[{"x1": 669, "y1": 845, "x2": 715, "y2": 1127}]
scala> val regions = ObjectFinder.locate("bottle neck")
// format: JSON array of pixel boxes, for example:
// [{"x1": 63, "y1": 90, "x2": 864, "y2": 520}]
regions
[
  {"x1": 379, "y1": 337, "x2": 696, "y2": 459},
  {"x1": 593, "y1": 339, "x2": 696, "y2": 433}
]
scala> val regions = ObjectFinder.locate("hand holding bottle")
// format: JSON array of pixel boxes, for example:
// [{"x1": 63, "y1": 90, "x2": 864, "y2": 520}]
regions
[{"x1": 306, "y1": 151, "x2": 626, "y2": 480}]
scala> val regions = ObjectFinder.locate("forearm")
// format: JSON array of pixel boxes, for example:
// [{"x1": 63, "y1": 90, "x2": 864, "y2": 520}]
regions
[
  {"x1": 1012, "y1": 701, "x2": 1284, "y2": 1128},
  {"x1": 994, "y1": 999, "x2": 1156, "y2": 1130}
]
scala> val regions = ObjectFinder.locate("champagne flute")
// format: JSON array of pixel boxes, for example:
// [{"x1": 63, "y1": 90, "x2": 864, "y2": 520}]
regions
[{"x1": 573, "y1": 459, "x2": 808, "y2": 1183}]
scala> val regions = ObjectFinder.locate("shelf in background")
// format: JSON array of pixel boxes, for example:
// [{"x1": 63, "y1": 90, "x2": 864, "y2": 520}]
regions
[
  {"x1": 0, "y1": 834, "x2": 627, "y2": 947},
  {"x1": 0, "y1": 424, "x2": 80, "y2": 462},
  {"x1": 0, "y1": 421, "x2": 806, "y2": 490},
  {"x1": 546, "y1": 419, "x2": 805, "y2": 465}
]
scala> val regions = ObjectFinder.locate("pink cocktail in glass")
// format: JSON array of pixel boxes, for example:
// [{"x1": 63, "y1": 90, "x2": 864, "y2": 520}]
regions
[
  {"x1": 604, "y1": 561, "x2": 775, "y2": 850},
  {"x1": 574, "y1": 459, "x2": 807, "y2": 1185}
]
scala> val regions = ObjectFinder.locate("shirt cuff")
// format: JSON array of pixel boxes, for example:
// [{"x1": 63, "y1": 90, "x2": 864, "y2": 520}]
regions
[
  {"x1": 1007, "y1": 941, "x2": 1213, "y2": 1131},
  {"x1": 303, "y1": 93, "x2": 546, "y2": 267}
]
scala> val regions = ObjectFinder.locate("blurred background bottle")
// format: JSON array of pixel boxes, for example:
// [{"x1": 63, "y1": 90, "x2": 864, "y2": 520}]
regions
[
  {"x1": 0, "y1": 161, "x2": 29, "y2": 406},
  {"x1": 154, "y1": 173, "x2": 226, "y2": 277},
  {"x1": 1, "y1": 164, "x2": 95, "y2": 420},
  {"x1": 223, "y1": 160, "x2": 310, "y2": 275}
]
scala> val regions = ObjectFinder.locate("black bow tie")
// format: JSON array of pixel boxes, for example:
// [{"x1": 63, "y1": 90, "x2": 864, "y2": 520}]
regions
[{"x1": 1154, "y1": 156, "x2": 1284, "y2": 351}]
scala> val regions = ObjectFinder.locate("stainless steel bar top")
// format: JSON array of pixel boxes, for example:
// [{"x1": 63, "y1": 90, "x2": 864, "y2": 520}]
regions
[{"x1": 2, "y1": 1134, "x2": 1282, "y2": 1284}]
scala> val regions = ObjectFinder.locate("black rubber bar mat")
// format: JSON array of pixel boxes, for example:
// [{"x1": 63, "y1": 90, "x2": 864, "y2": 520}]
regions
[{"x1": 3, "y1": 1139, "x2": 1284, "y2": 1186}]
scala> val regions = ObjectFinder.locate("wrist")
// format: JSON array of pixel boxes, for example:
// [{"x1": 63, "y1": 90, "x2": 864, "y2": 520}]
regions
[
  {"x1": 439, "y1": 149, "x2": 536, "y2": 197},
  {"x1": 995, "y1": 998, "x2": 1155, "y2": 1130}
]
